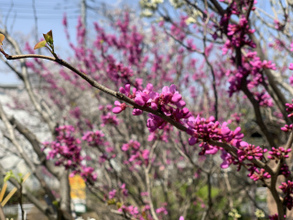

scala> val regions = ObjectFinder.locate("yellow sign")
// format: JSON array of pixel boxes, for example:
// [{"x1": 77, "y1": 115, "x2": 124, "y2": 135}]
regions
[{"x1": 69, "y1": 175, "x2": 86, "y2": 200}]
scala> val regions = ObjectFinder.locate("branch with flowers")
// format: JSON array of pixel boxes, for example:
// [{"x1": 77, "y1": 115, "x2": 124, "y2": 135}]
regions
[{"x1": 0, "y1": 1, "x2": 293, "y2": 219}]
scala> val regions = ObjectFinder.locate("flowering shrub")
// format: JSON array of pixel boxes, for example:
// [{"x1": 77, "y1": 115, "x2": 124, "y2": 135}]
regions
[{"x1": 1, "y1": 0, "x2": 293, "y2": 219}]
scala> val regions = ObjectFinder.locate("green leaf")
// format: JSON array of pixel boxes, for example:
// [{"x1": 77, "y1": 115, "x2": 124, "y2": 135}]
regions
[
  {"x1": 3, "y1": 175, "x2": 10, "y2": 182},
  {"x1": 116, "y1": 201, "x2": 122, "y2": 209},
  {"x1": 4, "y1": 171, "x2": 13, "y2": 182},
  {"x1": 34, "y1": 40, "x2": 47, "y2": 50},
  {"x1": 107, "y1": 199, "x2": 116, "y2": 205},
  {"x1": 0, "y1": 34, "x2": 5, "y2": 45},
  {"x1": 43, "y1": 30, "x2": 53, "y2": 45},
  {"x1": 52, "y1": 200, "x2": 59, "y2": 207}
]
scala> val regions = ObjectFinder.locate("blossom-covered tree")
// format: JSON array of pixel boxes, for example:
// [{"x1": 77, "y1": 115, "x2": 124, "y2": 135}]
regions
[{"x1": 0, "y1": 0, "x2": 293, "y2": 219}]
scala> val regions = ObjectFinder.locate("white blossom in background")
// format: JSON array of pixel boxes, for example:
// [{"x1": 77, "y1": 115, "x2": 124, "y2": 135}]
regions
[
  {"x1": 169, "y1": 0, "x2": 183, "y2": 8},
  {"x1": 185, "y1": 17, "x2": 196, "y2": 25},
  {"x1": 75, "y1": 217, "x2": 96, "y2": 220},
  {"x1": 141, "y1": 9, "x2": 153, "y2": 17}
]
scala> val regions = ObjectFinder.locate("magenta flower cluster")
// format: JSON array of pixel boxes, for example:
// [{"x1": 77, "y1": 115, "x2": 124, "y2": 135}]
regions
[
  {"x1": 267, "y1": 147, "x2": 291, "y2": 161},
  {"x1": 280, "y1": 164, "x2": 291, "y2": 177},
  {"x1": 43, "y1": 125, "x2": 105, "y2": 182},
  {"x1": 118, "y1": 205, "x2": 151, "y2": 219},
  {"x1": 113, "y1": 83, "x2": 190, "y2": 133},
  {"x1": 269, "y1": 214, "x2": 286, "y2": 220},
  {"x1": 226, "y1": 16, "x2": 255, "y2": 48},
  {"x1": 82, "y1": 130, "x2": 105, "y2": 146},
  {"x1": 121, "y1": 140, "x2": 150, "y2": 167},
  {"x1": 281, "y1": 124, "x2": 293, "y2": 132},
  {"x1": 279, "y1": 180, "x2": 293, "y2": 210},
  {"x1": 217, "y1": 1, "x2": 256, "y2": 50},
  {"x1": 155, "y1": 203, "x2": 168, "y2": 216},
  {"x1": 186, "y1": 116, "x2": 243, "y2": 146},
  {"x1": 285, "y1": 100, "x2": 293, "y2": 118},
  {"x1": 43, "y1": 125, "x2": 83, "y2": 169},
  {"x1": 237, "y1": 143, "x2": 267, "y2": 162},
  {"x1": 247, "y1": 168, "x2": 271, "y2": 182},
  {"x1": 281, "y1": 99, "x2": 293, "y2": 132},
  {"x1": 99, "y1": 105, "x2": 119, "y2": 127},
  {"x1": 108, "y1": 183, "x2": 128, "y2": 199},
  {"x1": 214, "y1": 2, "x2": 277, "y2": 106},
  {"x1": 82, "y1": 130, "x2": 116, "y2": 164},
  {"x1": 106, "y1": 183, "x2": 153, "y2": 220},
  {"x1": 226, "y1": 51, "x2": 276, "y2": 99},
  {"x1": 187, "y1": 116, "x2": 270, "y2": 173}
]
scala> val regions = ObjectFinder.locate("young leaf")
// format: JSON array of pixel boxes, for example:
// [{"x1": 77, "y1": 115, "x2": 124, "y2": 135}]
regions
[
  {"x1": 34, "y1": 40, "x2": 47, "y2": 50},
  {"x1": 0, "y1": 34, "x2": 5, "y2": 45},
  {"x1": 43, "y1": 30, "x2": 53, "y2": 44},
  {"x1": 3, "y1": 174, "x2": 11, "y2": 182},
  {"x1": 52, "y1": 200, "x2": 59, "y2": 207},
  {"x1": 4, "y1": 171, "x2": 13, "y2": 182}
]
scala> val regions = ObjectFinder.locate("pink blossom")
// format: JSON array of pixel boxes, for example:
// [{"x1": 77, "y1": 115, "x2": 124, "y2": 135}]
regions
[{"x1": 112, "y1": 101, "x2": 127, "y2": 114}]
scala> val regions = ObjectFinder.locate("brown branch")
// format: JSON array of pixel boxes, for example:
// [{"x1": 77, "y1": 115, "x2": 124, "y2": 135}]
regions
[
  {"x1": 2, "y1": 52, "x2": 190, "y2": 133},
  {"x1": 251, "y1": 34, "x2": 292, "y2": 125},
  {"x1": 0, "y1": 205, "x2": 6, "y2": 220},
  {"x1": 0, "y1": 34, "x2": 56, "y2": 134},
  {"x1": 8, "y1": 116, "x2": 62, "y2": 177}
]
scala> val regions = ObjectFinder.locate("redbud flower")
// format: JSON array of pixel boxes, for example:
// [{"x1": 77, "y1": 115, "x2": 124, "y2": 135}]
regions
[{"x1": 112, "y1": 101, "x2": 127, "y2": 114}]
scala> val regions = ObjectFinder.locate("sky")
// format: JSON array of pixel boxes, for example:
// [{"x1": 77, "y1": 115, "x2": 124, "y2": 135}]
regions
[
  {"x1": 0, "y1": 0, "x2": 138, "y2": 85},
  {"x1": 0, "y1": 0, "x2": 278, "y2": 85}
]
